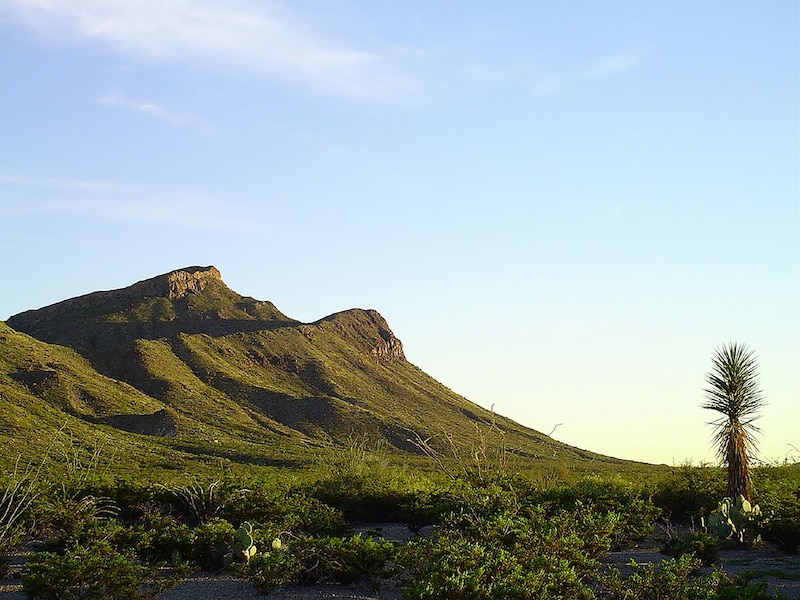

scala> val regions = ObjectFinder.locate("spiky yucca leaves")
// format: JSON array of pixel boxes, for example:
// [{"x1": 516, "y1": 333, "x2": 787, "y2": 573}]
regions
[{"x1": 702, "y1": 342, "x2": 764, "y2": 501}]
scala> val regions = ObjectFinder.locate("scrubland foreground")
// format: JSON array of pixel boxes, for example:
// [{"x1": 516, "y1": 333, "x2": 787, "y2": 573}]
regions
[{"x1": 0, "y1": 443, "x2": 798, "y2": 600}]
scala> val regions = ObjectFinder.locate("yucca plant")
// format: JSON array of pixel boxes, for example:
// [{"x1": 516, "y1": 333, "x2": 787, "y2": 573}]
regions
[{"x1": 702, "y1": 342, "x2": 764, "y2": 501}]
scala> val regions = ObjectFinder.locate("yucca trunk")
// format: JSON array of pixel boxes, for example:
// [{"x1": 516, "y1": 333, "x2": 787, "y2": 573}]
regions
[{"x1": 725, "y1": 417, "x2": 751, "y2": 501}]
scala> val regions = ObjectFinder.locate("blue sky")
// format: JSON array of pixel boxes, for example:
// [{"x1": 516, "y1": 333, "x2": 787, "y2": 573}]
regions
[{"x1": 1, "y1": 1, "x2": 797, "y2": 465}]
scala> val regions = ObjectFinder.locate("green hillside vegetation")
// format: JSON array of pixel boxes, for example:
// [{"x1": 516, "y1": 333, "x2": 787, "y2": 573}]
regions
[{"x1": 4, "y1": 266, "x2": 652, "y2": 480}]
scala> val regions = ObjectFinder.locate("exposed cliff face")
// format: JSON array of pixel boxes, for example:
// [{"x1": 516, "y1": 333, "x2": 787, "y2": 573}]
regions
[
  {"x1": 314, "y1": 308, "x2": 405, "y2": 361},
  {"x1": 373, "y1": 320, "x2": 405, "y2": 360},
  {"x1": 8, "y1": 266, "x2": 222, "y2": 328},
  {"x1": 158, "y1": 266, "x2": 222, "y2": 299}
]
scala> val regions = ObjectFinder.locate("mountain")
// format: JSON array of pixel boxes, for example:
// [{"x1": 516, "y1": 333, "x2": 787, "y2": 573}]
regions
[{"x1": 4, "y1": 266, "x2": 637, "y2": 476}]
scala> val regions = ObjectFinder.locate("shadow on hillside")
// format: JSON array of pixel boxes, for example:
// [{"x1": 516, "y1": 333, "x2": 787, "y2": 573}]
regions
[
  {"x1": 92, "y1": 410, "x2": 177, "y2": 437},
  {"x1": 167, "y1": 443, "x2": 303, "y2": 469},
  {"x1": 21, "y1": 318, "x2": 303, "y2": 349}
]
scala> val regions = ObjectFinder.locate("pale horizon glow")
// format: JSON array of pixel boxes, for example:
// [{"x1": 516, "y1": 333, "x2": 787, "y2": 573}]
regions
[{"x1": 1, "y1": 1, "x2": 797, "y2": 465}]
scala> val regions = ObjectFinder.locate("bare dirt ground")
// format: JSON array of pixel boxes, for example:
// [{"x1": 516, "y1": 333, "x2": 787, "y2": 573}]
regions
[{"x1": 2, "y1": 525, "x2": 798, "y2": 599}]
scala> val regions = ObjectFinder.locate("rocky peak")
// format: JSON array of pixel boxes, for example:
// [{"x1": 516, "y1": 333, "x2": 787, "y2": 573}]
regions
[
  {"x1": 133, "y1": 266, "x2": 222, "y2": 300},
  {"x1": 8, "y1": 266, "x2": 224, "y2": 328}
]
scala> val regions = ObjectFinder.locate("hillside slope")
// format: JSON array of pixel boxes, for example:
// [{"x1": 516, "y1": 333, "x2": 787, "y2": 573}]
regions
[{"x1": 6, "y1": 266, "x2": 634, "y2": 473}]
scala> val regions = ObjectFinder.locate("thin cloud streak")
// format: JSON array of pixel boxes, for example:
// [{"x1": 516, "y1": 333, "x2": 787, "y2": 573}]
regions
[
  {"x1": 98, "y1": 94, "x2": 212, "y2": 132},
  {"x1": 587, "y1": 49, "x2": 645, "y2": 77},
  {"x1": 2, "y1": 172, "x2": 266, "y2": 233},
  {"x1": 98, "y1": 95, "x2": 178, "y2": 123},
  {"x1": 43, "y1": 195, "x2": 267, "y2": 233},
  {"x1": 1, "y1": 0, "x2": 400, "y2": 97},
  {"x1": 0, "y1": 173, "x2": 114, "y2": 190},
  {"x1": 530, "y1": 47, "x2": 647, "y2": 94},
  {"x1": 459, "y1": 47, "x2": 645, "y2": 96}
]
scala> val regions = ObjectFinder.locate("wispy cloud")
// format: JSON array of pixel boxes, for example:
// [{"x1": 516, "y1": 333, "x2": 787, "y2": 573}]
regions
[
  {"x1": 1, "y1": 172, "x2": 265, "y2": 233},
  {"x1": 587, "y1": 49, "x2": 644, "y2": 77},
  {"x1": 48, "y1": 194, "x2": 264, "y2": 232},
  {"x1": 98, "y1": 94, "x2": 211, "y2": 132},
  {"x1": 1, "y1": 0, "x2": 400, "y2": 97},
  {"x1": 98, "y1": 95, "x2": 177, "y2": 122},
  {"x1": 529, "y1": 48, "x2": 646, "y2": 94},
  {"x1": 0, "y1": 173, "x2": 113, "y2": 190},
  {"x1": 461, "y1": 47, "x2": 646, "y2": 95}
]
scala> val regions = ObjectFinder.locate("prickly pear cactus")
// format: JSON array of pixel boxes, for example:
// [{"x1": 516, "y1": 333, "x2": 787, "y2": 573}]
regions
[
  {"x1": 707, "y1": 495, "x2": 762, "y2": 545},
  {"x1": 231, "y1": 521, "x2": 258, "y2": 563}
]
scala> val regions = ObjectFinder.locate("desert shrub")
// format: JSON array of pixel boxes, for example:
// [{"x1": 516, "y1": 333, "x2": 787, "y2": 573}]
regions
[
  {"x1": 279, "y1": 493, "x2": 351, "y2": 537},
  {"x1": 400, "y1": 527, "x2": 595, "y2": 600},
  {"x1": 243, "y1": 534, "x2": 396, "y2": 593},
  {"x1": 213, "y1": 484, "x2": 284, "y2": 524},
  {"x1": 288, "y1": 534, "x2": 396, "y2": 586},
  {"x1": 539, "y1": 481, "x2": 663, "y2": 550},
  {"x1": 399, "y1": 489, "x2": 458, "y2": 531},
  {"x1": 205, "y1": 488, "x2": 350, "y2": 537},
  {"x1": 749, "y1": 467, "x2": 800, "y2": 554},
  {"x1": 307, "y1": 437, "x2": 432, "y2": 524},
  {"x1": 241, "y1": 541, "x2": 301, "y2": 594},
  {"x1": 659, "y1": 531, "x2": 720, "y2": 565},
  {"x1": 135, "y1": 521, "x2": 194, "y2": 564},
  {"x1": 534, "y1": 477, "x2": 662, "y2": 549},
  {"x1": 760, "y1": 502, "x2": 800, "y2": 554},
  {"x1": 32, "y1": 493, "x2": 123, "y2": 553},
  {"x1": 397, "y1": 480, "x2": 621, "y2": 600},
  {"x1": 653, "y1": 466, "x2": 726, "y2": 522},
  {"x1": 600, "y1": 554, "x2": 782, "y2": 600},
  {"x1": 308, "y1": 473, "x2": 411, "y2": 523},
  {"x1": 85, "y1": 479, "x2": 157, "y2": 525},
  {"x1": 21, "y1": 540, "x2": 189, "y2": 600},
  {"x1": 187, "y1": 518, "x2": 236, "y2": 571},
  {"x1": 157, "y1": 479, "x2": 246, "y2": 525},
  {"x1": 137, "y1": 518, "x2": 236, "y2": 570}
]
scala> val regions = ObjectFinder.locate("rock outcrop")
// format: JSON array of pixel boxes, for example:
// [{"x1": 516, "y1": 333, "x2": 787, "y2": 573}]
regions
[
  {"x1": 373, "y1": 323, "x2": 405, "y2": 360},
  {"x1": 8, "y1": 266, "x2": 222, "y2": 327},
  {"x1": 314, "y1": 308, "x2": 405, "y2": 361}
]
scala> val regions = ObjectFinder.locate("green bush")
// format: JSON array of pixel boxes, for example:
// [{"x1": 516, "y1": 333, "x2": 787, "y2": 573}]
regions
[
  {"x1": 653, "y1": 466, "x2": 726, "y2": 522},
  {"x1": 400, "y1": 528, "x2": 594, "y2": 600},
  {"x1": 21, "y1": 540, "x2": 188, "y2": 600},
  {"x1": 760, "y1": 502, "x2": 800, "y2": 554},
  {"x1": 30, "y1": 492, "x2": 120, "y2": 551},
  {"x1": 279, "y1": 493, "x2": 351, "y2": 537},
  {"x1": 212, "y1": 484, "x2": 284, "y2": 525},
  {"x1": 243, "y1": 534, "x2": 396, "y2": 593},
  {"x1": 398, "y1": 489, "x2": 457, "y2": 531},
  {"x1": 242, "y1": 542, "x2": 301, "y2": 594},
  {"x1": 659, "y1": 531, "x2": 720, "y2": 565},
  {"x1": 600, "y1": 554, "x2": 783, "y2": 600},
  {"x1": 309, "y1": 473, "x2": 409, "y2": 522},
  {"x1": 188, "y1": 518, "x2": 236, "y2": 571},
  {"x1": 139, "y1": 517, "x2": 239, "y2": 571},
  {"x1": 397, "y1": 481, "x2": 619, "y2": 600},
  {"x1": 135, "y1": 521, "x2": 194, "y2": 564},
  {"x1": 535, "y1": 477, "x2": 662, "y2": 549},
  {"x1": 290, "y1": 534, "x2": 396, "y2": 586},
  {"x1": 158, "y1": 479, "x2": 245, "y2": 525}
]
